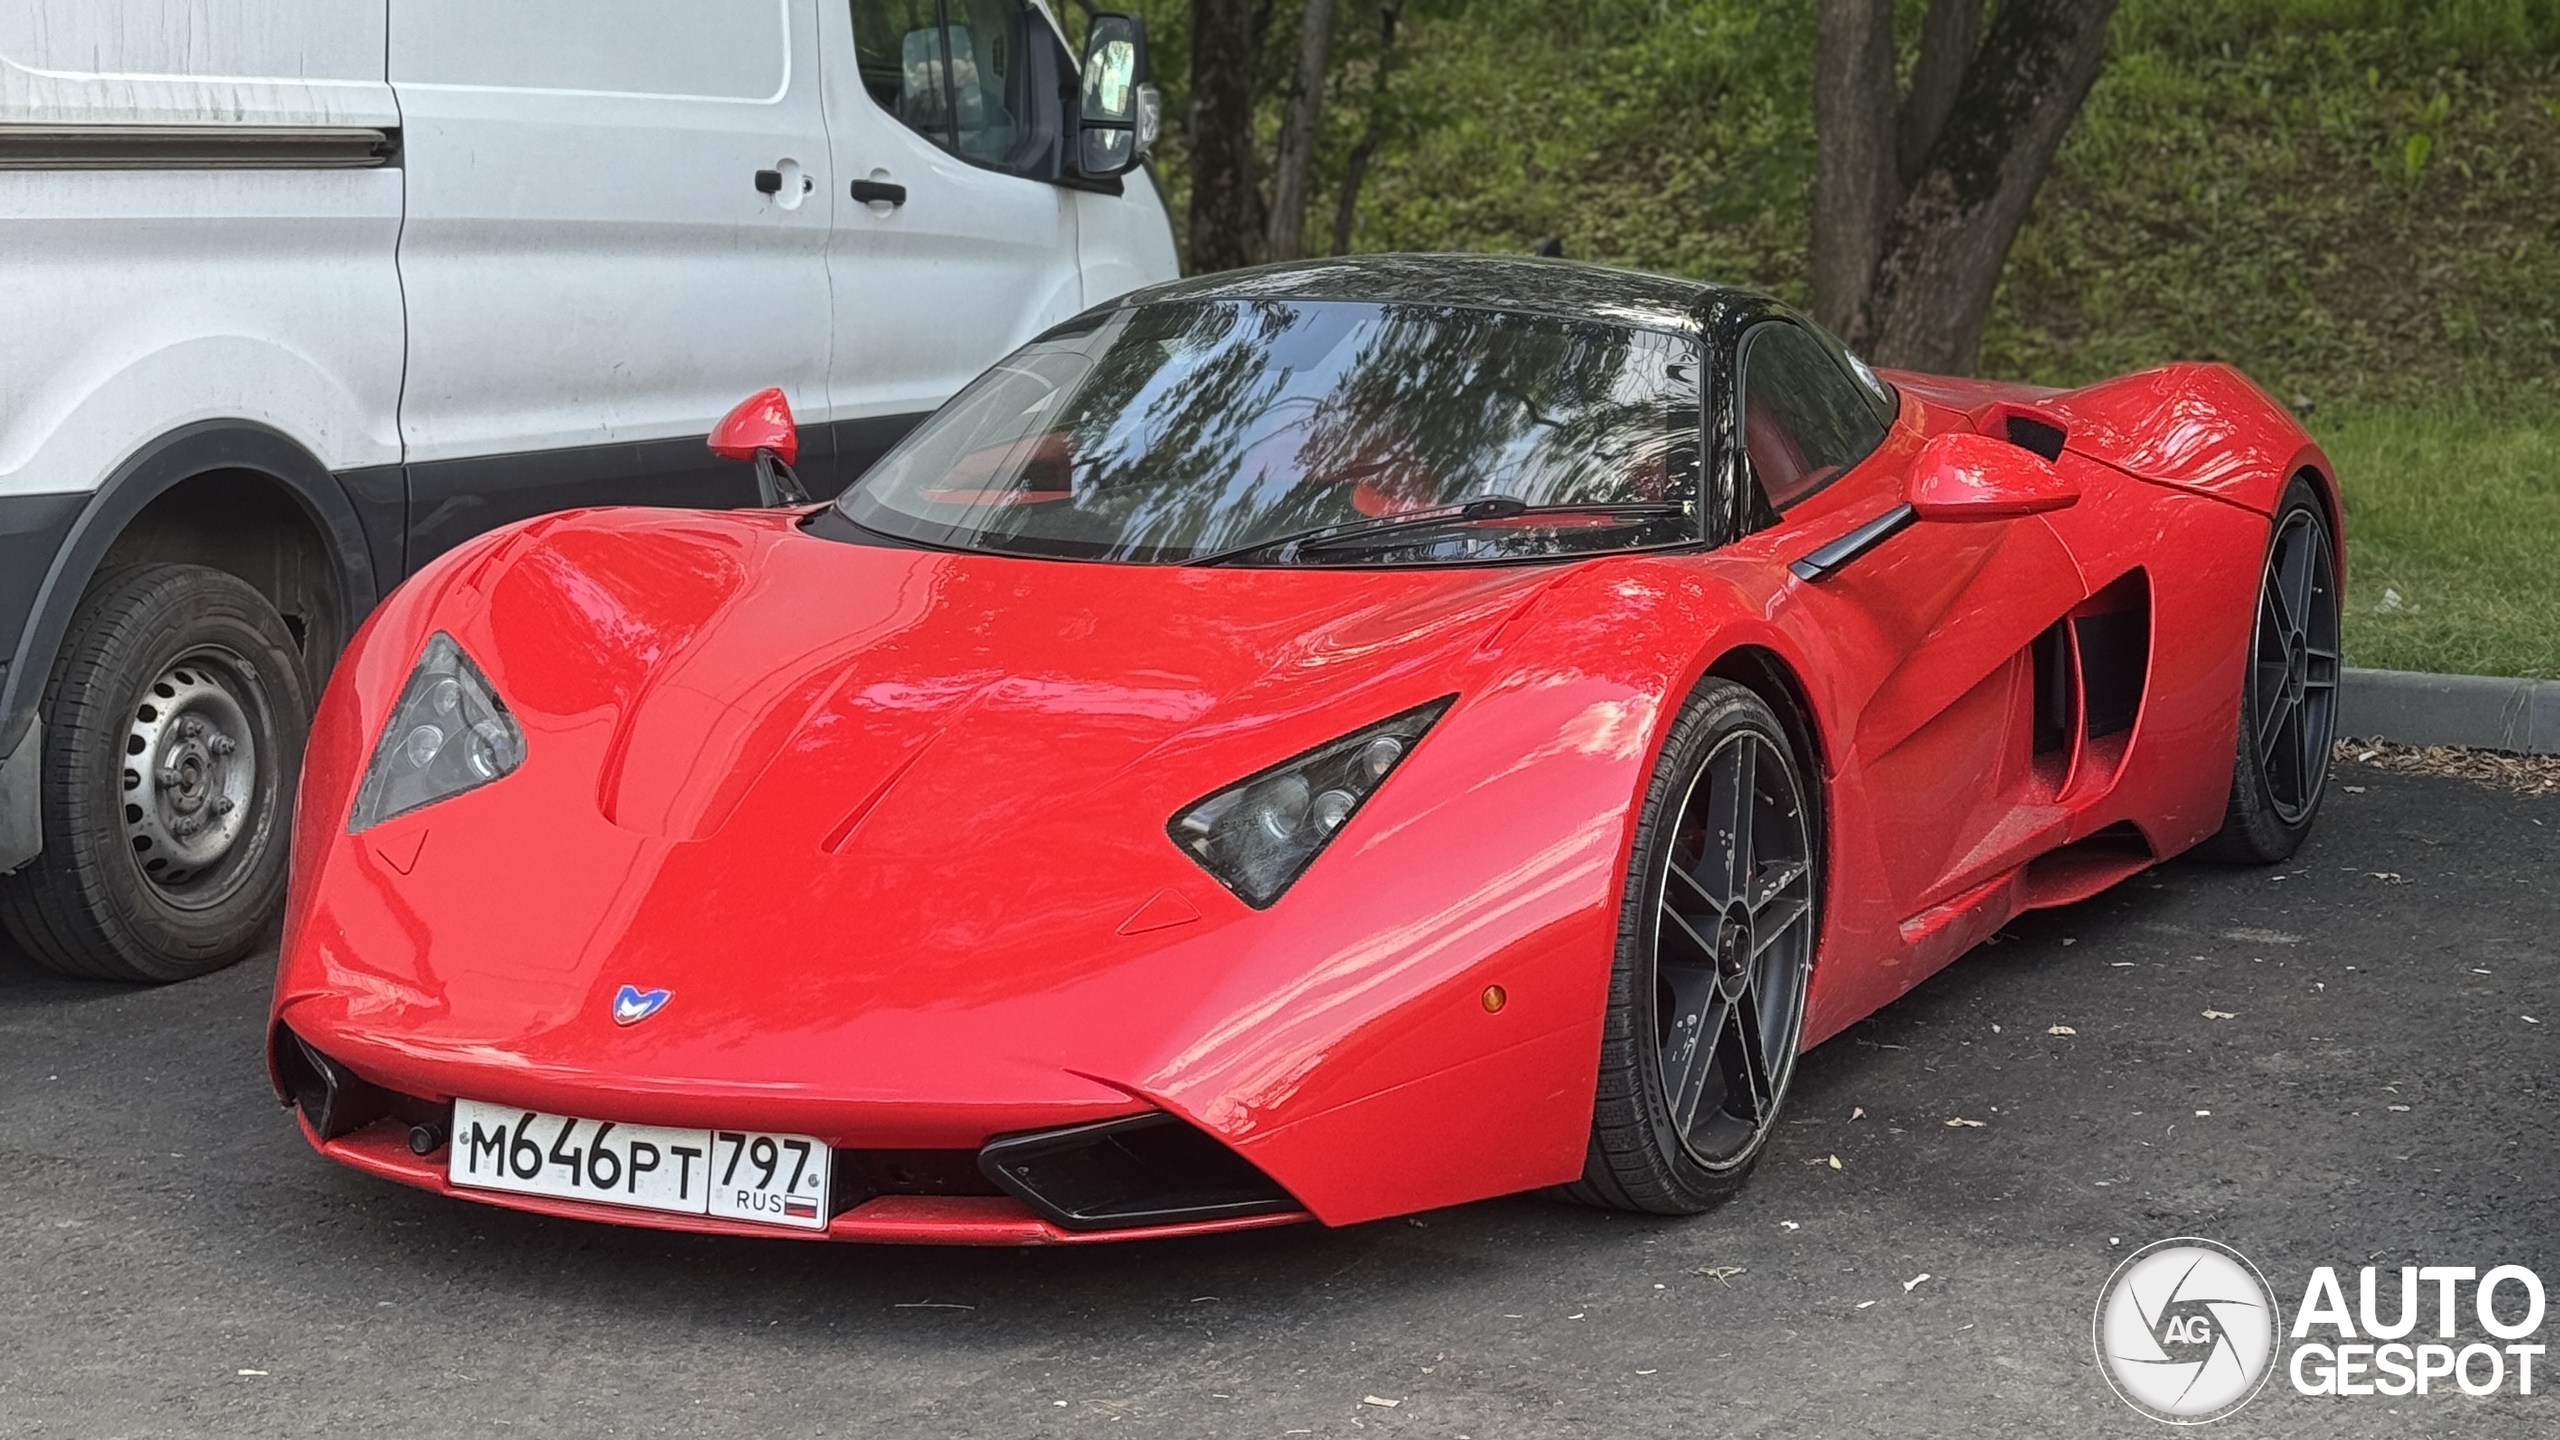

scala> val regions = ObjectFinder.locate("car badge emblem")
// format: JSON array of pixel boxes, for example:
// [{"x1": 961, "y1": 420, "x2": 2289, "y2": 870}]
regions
[{"x1": 611, "y1": 985, "x2": 671, "y2": 1026}]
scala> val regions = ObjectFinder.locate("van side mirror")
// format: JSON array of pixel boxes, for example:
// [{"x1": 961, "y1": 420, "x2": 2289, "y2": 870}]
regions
[
  {"x1": 709, "y1": 388, "x2": 810, "y2": 507},
  {"x1": 1075, "y1": 14, "x2": 1159, "y2": 179},
  {"x1": 1905, "y1": 430, "x2": 2079, "y2": 522}
]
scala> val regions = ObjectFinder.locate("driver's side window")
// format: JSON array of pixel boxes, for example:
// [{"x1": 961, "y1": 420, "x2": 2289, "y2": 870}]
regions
[
  {"x1": 1739, "y1": 321, "x2": 1891, "y2": 516},
  {"x1": 852, "y1": 0, "x2": 1038, "y2": 168}
]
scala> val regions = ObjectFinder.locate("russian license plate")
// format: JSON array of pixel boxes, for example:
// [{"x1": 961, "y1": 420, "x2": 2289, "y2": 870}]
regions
[{"x1": 448, "y1": 1098, "x2": 829, "y2": 1231}]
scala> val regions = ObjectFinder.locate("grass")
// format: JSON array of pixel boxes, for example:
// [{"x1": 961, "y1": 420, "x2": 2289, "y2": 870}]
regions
[{"x1": 2319, "y1": 399, "x2": 2560, "y2": 679}]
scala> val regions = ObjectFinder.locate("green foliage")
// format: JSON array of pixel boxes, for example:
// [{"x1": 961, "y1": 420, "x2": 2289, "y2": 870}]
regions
[
  {"x1": 1988, "y1": 0, "x2": 2560, "y2": 407},
  {"x1": 1147, "y1": 0, "x2": 2560, "y2": 408},
  {"x1": 1338, "y1": 0, "x2": 1817, "y2": 285}
]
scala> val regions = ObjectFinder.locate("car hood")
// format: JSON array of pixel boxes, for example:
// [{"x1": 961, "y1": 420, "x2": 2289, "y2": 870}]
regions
[{"x1": 282, "y1": 508, "x2": 1565, "y2": 1120}]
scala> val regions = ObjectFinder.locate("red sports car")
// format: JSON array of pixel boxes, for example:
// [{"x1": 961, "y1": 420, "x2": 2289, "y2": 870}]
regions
[{"x1": 269, "y1": 256, "x2": 2342, "y2": 1243}]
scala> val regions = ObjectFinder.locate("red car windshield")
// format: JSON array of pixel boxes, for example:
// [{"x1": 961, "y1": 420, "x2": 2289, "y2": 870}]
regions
[{"x1": 834, "y1": 298, "x2": 1703, "y2": 565}]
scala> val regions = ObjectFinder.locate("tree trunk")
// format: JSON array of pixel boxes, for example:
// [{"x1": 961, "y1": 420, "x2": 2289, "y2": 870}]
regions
[
  {"x1": 1328, "y1": 1, "x2": 1402, "y2": 257},
  {"x1": 1896, "y1": 0, "x2": 1984, "y2": 189},
  {"x1": 1862, "y1": 0, "x2": 2118, "y2": 373},
  {"x1": 1189, "y1": 0, "x2": 1267, "y2": 273},
  {"x1": 1267, "y1": 0, "x2": 1341, "y2": 263},
  {"x1": 1810, "y1": 0, "x2": 1898, "y2": 337}
]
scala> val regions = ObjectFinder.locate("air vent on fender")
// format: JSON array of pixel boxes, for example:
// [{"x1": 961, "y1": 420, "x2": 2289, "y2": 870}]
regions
[{"x1": 2004, "y1": 413, "x2": 2068, "y2": 462}]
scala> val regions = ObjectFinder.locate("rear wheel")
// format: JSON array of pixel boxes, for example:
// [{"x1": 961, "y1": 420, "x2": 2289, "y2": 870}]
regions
[
  {"x1": 2201, "y1": 478, "x2": 2340, "y2": 864},
  {"x1": 1563, "y1": 680, "x2": 1818, "y2": 1214},
  {"x1": 0, "y1": 564, "x2": 310, "y2": 981}
]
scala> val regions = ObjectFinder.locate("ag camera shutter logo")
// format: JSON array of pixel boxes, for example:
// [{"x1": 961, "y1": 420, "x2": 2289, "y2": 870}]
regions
[{"x1": 2095, "y1": 1237, "x2": 2283, "y2": 1423}]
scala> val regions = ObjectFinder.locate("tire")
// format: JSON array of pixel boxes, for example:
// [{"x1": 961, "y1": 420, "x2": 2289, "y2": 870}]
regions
[
  {"x1": 1561, "y1": 679, "x2": 1819, "y2": 1215},
  {"x1": 0, "y1": 564, "x2": 311, "y2": 982},
  {"x1": 2200, "y1": 478, "x2": 2341, "y2": 865}
]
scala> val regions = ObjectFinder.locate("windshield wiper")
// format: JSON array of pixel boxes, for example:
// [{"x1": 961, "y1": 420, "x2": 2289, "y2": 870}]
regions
[{"x1": 1187, "y1": 498, "x2": 1689, "y2": 567}]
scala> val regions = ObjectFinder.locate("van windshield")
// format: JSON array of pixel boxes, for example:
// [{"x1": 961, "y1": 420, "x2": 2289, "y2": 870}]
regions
[{"x1": 831, "y1": 299, "x2": 1704, "y2": 565}]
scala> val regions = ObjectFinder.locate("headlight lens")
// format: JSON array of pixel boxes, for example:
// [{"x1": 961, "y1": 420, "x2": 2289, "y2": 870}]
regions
[
  {"x1": 348, "y1": 633, "x2": 527, "y2": 832},
  {"x1": 1169, "y1": 697, "x2": 1452, "y2": 908}
]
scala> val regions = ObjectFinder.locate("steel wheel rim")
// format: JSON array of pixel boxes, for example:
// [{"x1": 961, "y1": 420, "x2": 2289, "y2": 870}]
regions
[
  {"x1": 2249, "y1": 509, "x2": 2339, "y2": 824},
  {"x1": 1649, "y1": 728, "x2": 1815, "y2": 1172},
  {"x1": 121, "y1": 645, "x2": 275, "y2": 909}
]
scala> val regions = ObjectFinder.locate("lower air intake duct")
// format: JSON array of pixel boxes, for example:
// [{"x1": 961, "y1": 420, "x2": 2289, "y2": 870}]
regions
[
  {"x1": 269, "y1": 1024, "x2": 396, "y2": 1140},
  {"x1": 978, "y1": 1112, "x2": 1298, "y2": 1231}
]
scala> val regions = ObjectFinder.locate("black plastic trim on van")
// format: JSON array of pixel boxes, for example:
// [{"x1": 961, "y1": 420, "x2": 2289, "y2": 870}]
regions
[
  {"x1": 0, "y1": 126, "x2": 400, "y2": 170},
  {"x1": 0, "y1": 423, "x2": 380, "y2": 760}
]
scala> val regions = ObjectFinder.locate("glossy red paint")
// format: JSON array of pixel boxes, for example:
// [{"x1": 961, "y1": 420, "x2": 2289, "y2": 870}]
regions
[
  {"x1": 708, "y1": 386, "x2": 798, "y2": 467},
  {"x1": 1905, "y1": 431, "x2": 2080, "y2": 520},
  {"x1": 272, "y1": 360, "x2": 2331, "y2": 1240}
]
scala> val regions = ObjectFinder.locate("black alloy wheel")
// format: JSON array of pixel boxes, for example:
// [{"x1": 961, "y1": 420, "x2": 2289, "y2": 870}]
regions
[
  {"x1": 1566, "y1": 680, "x2": 1818, "y2": 1213},
  {"x1": 2203, "y1": 478, "x2": 2341, "y2": 864}
]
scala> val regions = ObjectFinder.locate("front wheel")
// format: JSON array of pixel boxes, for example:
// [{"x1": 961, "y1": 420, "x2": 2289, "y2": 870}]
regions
[
  {"x1": 0, "y1": 564, "x2": 311, "y2": 982},
  {"x1": 1562, "y1": 680, "x2": 1819, "y2": 1215},
  {"x1": 2201, "y1": 478, "x2": 2340, "y2": 864}
]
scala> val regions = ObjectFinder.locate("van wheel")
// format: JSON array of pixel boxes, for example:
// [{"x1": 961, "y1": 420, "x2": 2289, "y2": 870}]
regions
[{"x1": 0, "y1": 565, "x2": 310, "y2": 982}]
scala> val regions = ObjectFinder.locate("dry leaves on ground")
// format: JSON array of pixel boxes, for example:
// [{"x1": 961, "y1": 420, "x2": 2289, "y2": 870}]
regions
[{"x1": 2338, "y1": 738, "x2": 2560, "y2": 794}]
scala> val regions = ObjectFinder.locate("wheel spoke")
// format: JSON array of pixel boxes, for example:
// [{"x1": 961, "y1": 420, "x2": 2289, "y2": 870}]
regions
[
  {"x1": 2251, "y1": 661, "x2": 2288, "y2": 736},
  {"x1": 1657, "y1": 901, "x2": 1718, "y2": 972},
  {"x1": 1663, "y1": 987, "x2": 1730, "y2": 1138},
  {"x1": 1695, "y1": 740, "x2": 1756, "y2": 911},
  {"x1": 2263, "y1": 550, "x2": 2304, "y2": 635},
  {"x1": 1752, "y1": 891, "x2": 1813, "y2": 959},
  {"x1": 2258, "y1": 687, "x2": 2298, "y2": 766},
  {"x1": 2276, "y1": 521, "x2": 2317, "y2": 633},
  {"x1": 2276, "y1": 699, "x2": 2308, "y2": 802},
  {"x1": 1745, "y1": 856, "x2": 1808, "y2": 914},
  {"x1": 1663, "y1": 860, "x2": 1720, "y2": 918},
  {"x1": 1717, "y1": 988, "x2": 1774, "y2": 1126}
]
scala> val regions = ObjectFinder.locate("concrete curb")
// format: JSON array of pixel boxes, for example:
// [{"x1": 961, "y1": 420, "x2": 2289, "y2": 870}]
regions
[{"x1": 2339, "y1": 667, "x2": 2560, "y2": 755}]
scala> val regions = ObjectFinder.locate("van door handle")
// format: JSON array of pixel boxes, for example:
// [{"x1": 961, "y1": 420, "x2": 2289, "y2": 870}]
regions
[
  {"x1": 755, "y1": 169, "x2": 784, "y2": 194},
  {"x1": 849, "y1": 179, "x2": 907, "y2": 207}
]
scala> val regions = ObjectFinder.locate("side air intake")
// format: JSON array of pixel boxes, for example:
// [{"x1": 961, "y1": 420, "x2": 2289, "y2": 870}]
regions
[
  {"x1": 978, "y1": 1113, "x2": 1299, "y2": 1231},
  {"x1": 2004, "y1": 413, "x2": 2068, "y2": 461}
]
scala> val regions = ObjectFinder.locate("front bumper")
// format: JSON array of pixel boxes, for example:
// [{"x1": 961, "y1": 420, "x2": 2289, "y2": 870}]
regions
[{"x1": 274, "y1": 1021, "x2": 1312, "y2": 1245}]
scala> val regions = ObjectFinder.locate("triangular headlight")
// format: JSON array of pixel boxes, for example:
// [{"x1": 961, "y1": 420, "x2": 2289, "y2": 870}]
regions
[
  {"x1": 1168, "y1": 697, "x2": 1452, "y2": 908},
  {"x1": 348, "y1": 633, "x2": 527, "y2": 832}
]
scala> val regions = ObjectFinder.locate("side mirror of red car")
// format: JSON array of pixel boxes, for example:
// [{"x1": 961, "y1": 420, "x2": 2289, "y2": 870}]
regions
[
  {"x1": 1790, "y1": 429, "x2": 2082, "y2": 582},
  {"x1": 1905, "y1": 430, "x2": 2080, "y2": 522},
  {"x1": 709, "y1": 387, "x2": 810, "y2": 506}
]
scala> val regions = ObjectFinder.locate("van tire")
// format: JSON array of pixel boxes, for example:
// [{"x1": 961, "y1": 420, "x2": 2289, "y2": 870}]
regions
[{"x1": 0, "y1": 564, "x2": 310, "y2": 982}]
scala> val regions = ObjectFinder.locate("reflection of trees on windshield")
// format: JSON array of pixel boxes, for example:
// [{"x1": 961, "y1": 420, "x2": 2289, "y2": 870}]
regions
[
  {"x1": 843, "y1": 298, "x2": 1702, "y2": 564},
  {"x1": 1293, "y1": 306, "x2": 1694, "y2": 513}
]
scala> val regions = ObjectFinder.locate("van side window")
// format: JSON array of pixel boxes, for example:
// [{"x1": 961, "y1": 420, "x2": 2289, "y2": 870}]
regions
[
  {"x1": 854, "y1": 0, "x2": 1035, "y2": 167},
  {"x1": 396, "y1": 0, "x2": 786, "y2": 96},
  {"x1": 1738, "y1": 320, "x2": 1891, "y2": 514}
]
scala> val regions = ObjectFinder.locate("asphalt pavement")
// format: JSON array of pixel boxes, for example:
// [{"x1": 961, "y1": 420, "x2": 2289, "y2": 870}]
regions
[{"x1": 2, "y1": 759, "x2": 2552, "y2": 1438}]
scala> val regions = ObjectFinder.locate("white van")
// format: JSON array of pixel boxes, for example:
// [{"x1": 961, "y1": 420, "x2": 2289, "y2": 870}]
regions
[{"x1": 0, "y1": 0, "x2": 1175, "y2": 980}]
